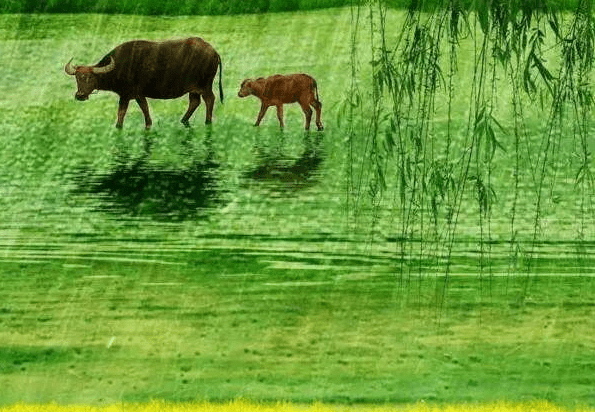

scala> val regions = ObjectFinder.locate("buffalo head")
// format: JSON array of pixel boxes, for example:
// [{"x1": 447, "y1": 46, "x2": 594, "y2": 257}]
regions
[{"x1": 65, "y1": 56, "x2": 115, "y2": 101}]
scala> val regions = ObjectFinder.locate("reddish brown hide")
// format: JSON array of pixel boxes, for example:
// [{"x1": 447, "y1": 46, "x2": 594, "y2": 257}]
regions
[{"x1": 238, "y1": 74, "x2": 323, "y2": 131}]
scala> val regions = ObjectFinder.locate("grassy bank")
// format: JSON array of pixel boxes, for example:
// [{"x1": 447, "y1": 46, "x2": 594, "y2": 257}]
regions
[
  {"x1": 2, "y1": 401, "x2": 595, "y2": 412},
  {"x1": 1, "y1": 255, "x2": 595, "y2": 405}
]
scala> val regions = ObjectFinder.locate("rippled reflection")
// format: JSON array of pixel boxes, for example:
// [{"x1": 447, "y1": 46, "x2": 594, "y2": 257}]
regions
[
  {"x1": 244, "y1": 132, "x2": 324, "y2": 193},
  {"x1": 73, "y1": 132, "x2": 223, "y2": 221}
]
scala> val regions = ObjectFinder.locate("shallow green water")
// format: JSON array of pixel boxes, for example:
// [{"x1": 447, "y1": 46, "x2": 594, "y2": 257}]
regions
[
  {"x1": 3, "y1": 16, "x2": 595, "y2": 321},
  {"x1": 1, "y1": 117, "x2": 593, "y2": 278}
]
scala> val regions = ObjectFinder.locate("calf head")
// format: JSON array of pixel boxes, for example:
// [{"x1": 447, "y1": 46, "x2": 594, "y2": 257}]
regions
[
  {"x1": 64, "y1": 56, "x2": 115, "y2": 101},
  {"x1": 237, "y1": 79, "x2": 255, "y2": 98}
]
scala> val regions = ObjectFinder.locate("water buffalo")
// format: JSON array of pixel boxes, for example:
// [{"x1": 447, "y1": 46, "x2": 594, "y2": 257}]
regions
[
  {"x1": 238, "y1": 74, "x2": 323, "y2": 131},
  {"x1": 65, "y1": 37, "x2": 223, "y2": 129}
]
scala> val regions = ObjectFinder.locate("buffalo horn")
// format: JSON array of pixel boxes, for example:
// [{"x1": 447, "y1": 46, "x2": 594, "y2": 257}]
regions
[
  {"x1": 64, "y1": 58, "x2": 77, "y2": 75},
  {"x1": 92, "y1": 56, "x2": 115, "y2": 74}
]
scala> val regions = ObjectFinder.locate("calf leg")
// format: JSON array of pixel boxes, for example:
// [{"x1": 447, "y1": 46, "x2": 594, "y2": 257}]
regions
[
  {"x1": 136, "y1": 97, "x2": 152, "y2": 129},
  {"x1": 299, "y1": 101, "x2": 313, "y2": 130},
  {"x1": 202, "y1": 90, "x2": 215, "y2": 124},
  {"x1": 276, "y1": 104, "x2": 284, "y2": 128},
  {"x1": 255, "y1": 102, "x2": 269, "y2": 126},
  {"x1": 311, "y1": 100, "x2": 323, "y2": 131},
  {"x1": 116, "y1": 97, "x2": 131, "y2": 129},
  {"x1": 182, "y1": 93, "x2": 201, "y2": 127}
]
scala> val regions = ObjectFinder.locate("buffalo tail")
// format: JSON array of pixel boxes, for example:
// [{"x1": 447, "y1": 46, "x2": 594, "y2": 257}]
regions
[{"x1": 218, "y1": 59, "x2": 224, "y2": 103}]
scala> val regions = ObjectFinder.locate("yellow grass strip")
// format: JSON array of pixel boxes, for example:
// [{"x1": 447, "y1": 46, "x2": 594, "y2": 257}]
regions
[{"x1": 1, "y1": 400, "x2": 594, "y2": 412}]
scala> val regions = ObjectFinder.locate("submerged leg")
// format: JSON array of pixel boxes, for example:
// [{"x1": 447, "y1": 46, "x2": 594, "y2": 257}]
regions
[
  {"x1": 203, "y1": 90, "x2": 215, "y2": 124},
  {"x1": 116, "y1": 97, "x2": 131, "y2": 129},
  {"x1": 299, "y1": 101, "x2": 313, "y2": 130},
  {"x1": 255, "y1": 103, "x2": 269, "y2": 126},
  {"x1": 311, "y1": 100, "x2": 323, "y2": 131},
  {"x1": 276, "y1": 104, "x2": 284, "y2": 128},
  {"x1": 136, "y1": 97, "x2": 152, "y2": 129},
  {"x1": 182, "y1": 93, "x2": 201, "y2": 127}
]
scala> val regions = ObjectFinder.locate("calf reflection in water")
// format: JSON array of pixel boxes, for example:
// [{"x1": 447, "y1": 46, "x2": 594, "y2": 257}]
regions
[{"x1": 244, "y1": 132, "x2": 325, "y2": 192}]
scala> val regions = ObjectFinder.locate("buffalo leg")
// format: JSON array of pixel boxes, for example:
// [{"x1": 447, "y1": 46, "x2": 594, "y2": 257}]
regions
[
  {"x1": 136, "y1": 97, "x2": 152, "y2": 129},
  {"x1": 299, "y1": 101, "x2": 313, "y2": 130},
  {"x1": 202, "y1": 91, "x2": 215, "y2": 125},
  {"x1": 255, "y1": 103, "x2": 269, "y2": 126},
  {"x1": 311, "y1": 100, "x2": 323, "y2": 131},
  {"x1": 276, "y1": 104, "x2": 284, "y2": 128},
  {"x1": 116, "y1": 97, "x2": 131, "y2": 129},
  {"x1": 182, "y1": 93, "x2": 201, "y2": 127}
]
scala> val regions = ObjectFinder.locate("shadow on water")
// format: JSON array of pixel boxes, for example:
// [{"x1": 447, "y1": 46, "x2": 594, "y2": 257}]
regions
[
  {"x1": 72, "y1": 129, "x2": 224, "y2": 221},
  {"x1": 243, "y1": 131, "x2": 325, "y2": 193}
]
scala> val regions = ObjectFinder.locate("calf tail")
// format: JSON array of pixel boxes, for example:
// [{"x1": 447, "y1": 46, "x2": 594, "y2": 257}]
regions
[
  {"x1": 218, "y1": 58, "x2": 224, "y2": 103},
  {"x1": 312, "y1": 78, "x2": 320, "y2": 102}
]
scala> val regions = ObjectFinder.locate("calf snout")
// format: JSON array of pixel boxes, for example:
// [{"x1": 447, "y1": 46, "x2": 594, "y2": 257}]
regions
[{"x1": 75, "y1": 93, "x2": 89, "y2": 101}]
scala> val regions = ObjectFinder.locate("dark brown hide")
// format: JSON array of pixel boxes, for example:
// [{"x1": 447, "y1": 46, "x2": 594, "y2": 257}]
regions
[
  {"x1": 65, "y1": 37, "x2": 223, "y2": 129},
  {"x1": 238, "y1": 74, "x2": 323, "y2": 131}
]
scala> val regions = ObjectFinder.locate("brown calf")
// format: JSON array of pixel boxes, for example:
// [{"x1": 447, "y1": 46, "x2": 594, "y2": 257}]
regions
[{"x1": 238, "y1": 74, "x2": 323, "y2": 131}]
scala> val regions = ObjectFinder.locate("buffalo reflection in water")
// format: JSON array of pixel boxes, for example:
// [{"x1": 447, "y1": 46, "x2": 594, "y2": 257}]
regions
[{"x1": 73, "y1": 134, "x2": 222, "y2": 221}]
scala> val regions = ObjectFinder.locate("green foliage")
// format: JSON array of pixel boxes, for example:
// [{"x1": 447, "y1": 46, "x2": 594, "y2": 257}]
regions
[
  {"x1": 0, "y1": 0, "x2": 584, "y2": 15},
  {"x1": 375, "y1": 0, "x2": 582, "y2": 11},
  {"x1": 269, "y1": 0, "x2": 300, "y2": 12},
  {"x1": 0, "y1": 0, "x2": 354, "y2": 14},
  {"x1": 343, "y1": 0, "x2": 595, "y2": 296}
]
